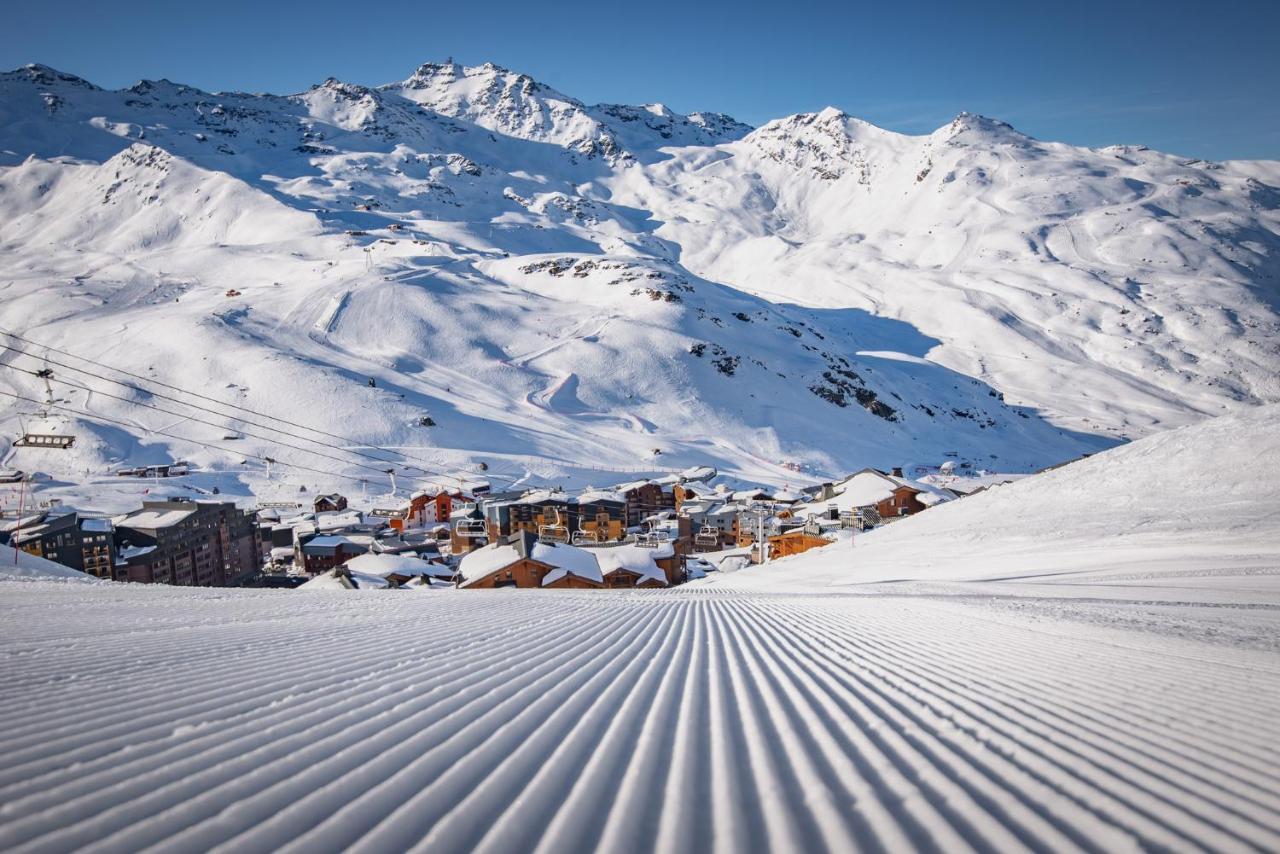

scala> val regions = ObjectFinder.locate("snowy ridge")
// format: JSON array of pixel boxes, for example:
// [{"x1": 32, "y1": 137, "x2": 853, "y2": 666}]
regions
[
  {"x1": 1, "y1": 584, "x2": 1277, "y2": 851},
  {"x1": 1, "y1": 59, "x2": 1278, "y2": 505}
]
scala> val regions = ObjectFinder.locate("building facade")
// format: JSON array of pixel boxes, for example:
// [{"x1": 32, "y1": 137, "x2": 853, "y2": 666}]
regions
[{"x1": 115, "y1": 498, "x2": 260, "y2": 586}]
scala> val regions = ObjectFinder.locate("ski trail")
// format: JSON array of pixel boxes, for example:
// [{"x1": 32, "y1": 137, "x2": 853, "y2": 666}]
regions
[{"x1": 1, "y1": 588, "x2": 1278, "y2": 853}]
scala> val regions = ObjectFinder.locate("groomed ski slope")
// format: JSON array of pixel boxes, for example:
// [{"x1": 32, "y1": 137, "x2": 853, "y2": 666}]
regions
[
  {"x1": 1, "y1": 585, "x2": 1278, "y2": 853},
  {"x1": 2, "y1": 406, "x2": 1279, "y2": 853}
]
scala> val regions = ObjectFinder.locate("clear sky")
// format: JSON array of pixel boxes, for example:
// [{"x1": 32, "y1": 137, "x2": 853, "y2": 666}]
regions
[{"x1": 4, "y1": 0, "x2": 1277, "y2": 160}]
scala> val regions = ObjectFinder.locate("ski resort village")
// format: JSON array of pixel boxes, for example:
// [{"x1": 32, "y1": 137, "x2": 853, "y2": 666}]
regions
[
  {"x1": 3, "y1": 449, "x2": 998, "y2": 589},
  {"x1": 1, "y1": 39, "x2": 1279, "y2": 854}
]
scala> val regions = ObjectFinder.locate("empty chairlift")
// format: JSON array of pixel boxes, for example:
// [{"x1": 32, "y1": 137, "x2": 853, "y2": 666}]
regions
[
  {"x1": 572, "y1": 528, "x2": 602, "y2": 546},
  {"x1": 694, "y1": 524, "x2": 720, "y2": 551},
  {"x1": 538, "y1": 508, "x2": 569, "y2": 545},
  {"x1": 453, "y1": 514, "x2": 488, "y2": 540},
  {"x1": 14, "y1": 433, "x2": 75, "y2": 449},
  {"x1": 635, "y1": 524, "x2": 669, "y2": 549}
]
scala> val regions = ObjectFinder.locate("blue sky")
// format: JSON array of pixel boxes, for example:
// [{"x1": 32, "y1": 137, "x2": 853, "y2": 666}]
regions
[{"x1": 4, "y1": 0, "x2": 1277, "y2": 160}]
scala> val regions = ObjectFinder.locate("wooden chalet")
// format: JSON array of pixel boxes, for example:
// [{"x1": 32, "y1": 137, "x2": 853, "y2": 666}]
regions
[
  {"x1": 456, "y1": 531, "x2": 603, "y2": 589},
  {"x1": 767, "y1": 529, "x2": 833, "y2": 561},
  {"x1": 313, "y1": 493, "x2": 348, "y2": 514}
]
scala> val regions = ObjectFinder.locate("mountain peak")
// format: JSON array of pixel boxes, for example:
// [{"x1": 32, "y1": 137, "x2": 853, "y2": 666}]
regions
[
  {"x1": 940, "y1": 112, "x2": 1027, "y2": 144},
  {"x1": 4, "y1": 63, "x2": 100, "y2": 91}
]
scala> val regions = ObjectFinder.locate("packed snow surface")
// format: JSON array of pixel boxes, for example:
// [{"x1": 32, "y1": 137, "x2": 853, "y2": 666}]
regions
[{"x1": 2, "y1": 579, "x2": 1277, "y2": 852}]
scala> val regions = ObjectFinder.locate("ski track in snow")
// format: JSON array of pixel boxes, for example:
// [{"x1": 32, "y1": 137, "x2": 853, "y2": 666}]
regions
[{"x1": 1, "y1": 585, "x2": 1277, "y2": 853}]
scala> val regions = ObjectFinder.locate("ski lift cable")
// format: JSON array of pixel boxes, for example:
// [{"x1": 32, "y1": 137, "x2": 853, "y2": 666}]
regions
[
  {"x1": 0, "y1": 329, "x2": 512, "y2": 486},
  {"x1": 0, "y1": 336, "x2": 723, "y2": 501},
  {"x1": 0, "y1": 335, "x2": 523, "y2": 489},
  {"x1": 0, "y1": 362, "x2": 422, "y2": 483},
  {"x1": 0, "y1": 390, "x2": 394, "y2": 490}
]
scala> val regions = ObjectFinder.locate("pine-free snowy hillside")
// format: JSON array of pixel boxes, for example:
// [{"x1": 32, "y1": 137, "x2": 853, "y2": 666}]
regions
[
  {"x1": 718, "y1": 403, "x2": 1280, "y2": 592},
  {"x1": 1, "y1": 61, "x2": 1278, "y2": 502},
  {"x1": 612, "y1": 110, "x2": 1280, "y2": 436}
]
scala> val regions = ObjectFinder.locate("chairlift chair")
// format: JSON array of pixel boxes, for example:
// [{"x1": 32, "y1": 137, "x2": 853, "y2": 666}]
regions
[
  {"x1": 635, "y1": 523, "x2": 669, "y2": 549},
  {"x1": 571, "y1": 529, "x2": 602, "y2": 546},
  {"x1": 454, "y1": 518, "x2": 488, "y2": 539},
  {"x1": 538, "y1": 508, "x2": 569, "y2": 544},
  {"x1": 694, "y1": 525, "x2": 720, "y2": 550},
  {"x1": 14, "y1": 433, "x2": 75, "y2": 449}
]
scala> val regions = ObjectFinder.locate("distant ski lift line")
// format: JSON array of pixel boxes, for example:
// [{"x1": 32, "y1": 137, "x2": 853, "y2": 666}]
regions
[
  {"x1": 0, "y1": 389, "x2": 395, "y2": 490},
  {"x1": 0, "y1": 329, "x2": 521, "y2": 490},
  {"x1": 0, "y1": 328, "x2": 499, "y2": 483},
  {"x1": 0, "y1": 361, "x2": 436, "y2": 483}
]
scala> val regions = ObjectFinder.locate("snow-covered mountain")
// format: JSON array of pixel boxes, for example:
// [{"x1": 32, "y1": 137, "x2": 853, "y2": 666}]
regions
[{"x1": 1, "y1": 60, "x2": 1277, "y2": 505}]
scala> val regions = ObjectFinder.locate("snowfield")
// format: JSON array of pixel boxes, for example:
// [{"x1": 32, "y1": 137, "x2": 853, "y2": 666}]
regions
[
  {"x1": 1, "y1": 60, "x2": 1277, "y2": 508},
  {"x1": 2, "y1": 407, "x2": 1278, "y2": 852},
  {"x1": 717, "y1": 402, "x2": 1280, "y2": 595},
  {"x1": 2, "y1": 583, "x2": 1277, "y2": 852}
]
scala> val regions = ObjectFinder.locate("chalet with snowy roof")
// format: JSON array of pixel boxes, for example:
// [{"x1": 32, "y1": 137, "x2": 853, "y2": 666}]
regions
[
  {"x1": 595, "y1": 543, "x2": 671, "y2": 588},
  {"x1": 456, "y1": 531, "x2": 603, "y2": 589},
  {"x1": 298, "y1": 534, "x2": 370, "y2": 574},
  {"x1": 767, "y1": 529, "x2": 833, "y2": 561},
  {"x1": 344, "y1": 552, "x2": 454, "y2": 586},
  {"x1": 673, "y1": 480, "x2": 718, "y2": 511},
  {"x1": 478, "y1": 488, "x2": 627, "y2": 546},
  {"x1": 803, "y1": 468, "x2": 953, "y2": 525},
  {"x1": 313, "y1": 493, "x2": 348, "y2": 513},
  {"x1": 371, "y1": 529, "x2": 445, "y2": 561}
]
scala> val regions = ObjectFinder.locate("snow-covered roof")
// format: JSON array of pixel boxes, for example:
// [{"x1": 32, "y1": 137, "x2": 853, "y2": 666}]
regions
[
  {"x1": 298, "y1": 569, "x2": 389, "y2": 590},
  {"x1": 80, "y1": 517, "x2": 113, "y2": 533},
  {"x1": 576, "y1": 488, "x2": 625, "y2": 505},
  {"x1": 457, "y1": 543, "x2": 522, "y2": 583},
  {"x1": 612, "y1": 478, "x2": 654, "y2": 493},
  {"x1": 315, "y1": 510, "x2": 364, "y2": 531},
  {"x1": 817, "y1": 470, "x2": 901, "y2": 511},
  {"x1": 536, "y1": 542, "x2": 604, "y2": 586},
  {"x1": 594, "y1": 545, "x2": 669, "y2": 586},
  {"x1": 456, "y1": 538, "x2": 605, "y2": 586},
  {"x1": 344, "y1": 552, "x2": 450, "y2": 579},
  {"x1": 518, "y1": 489, "x2": 573, "y2": 504},
  {"x1": 117, "y1": 508, "x2": 195, "y2": 530},
  {"x1": 304, "y1": 535, "x2": 363, "y2": 550}
]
